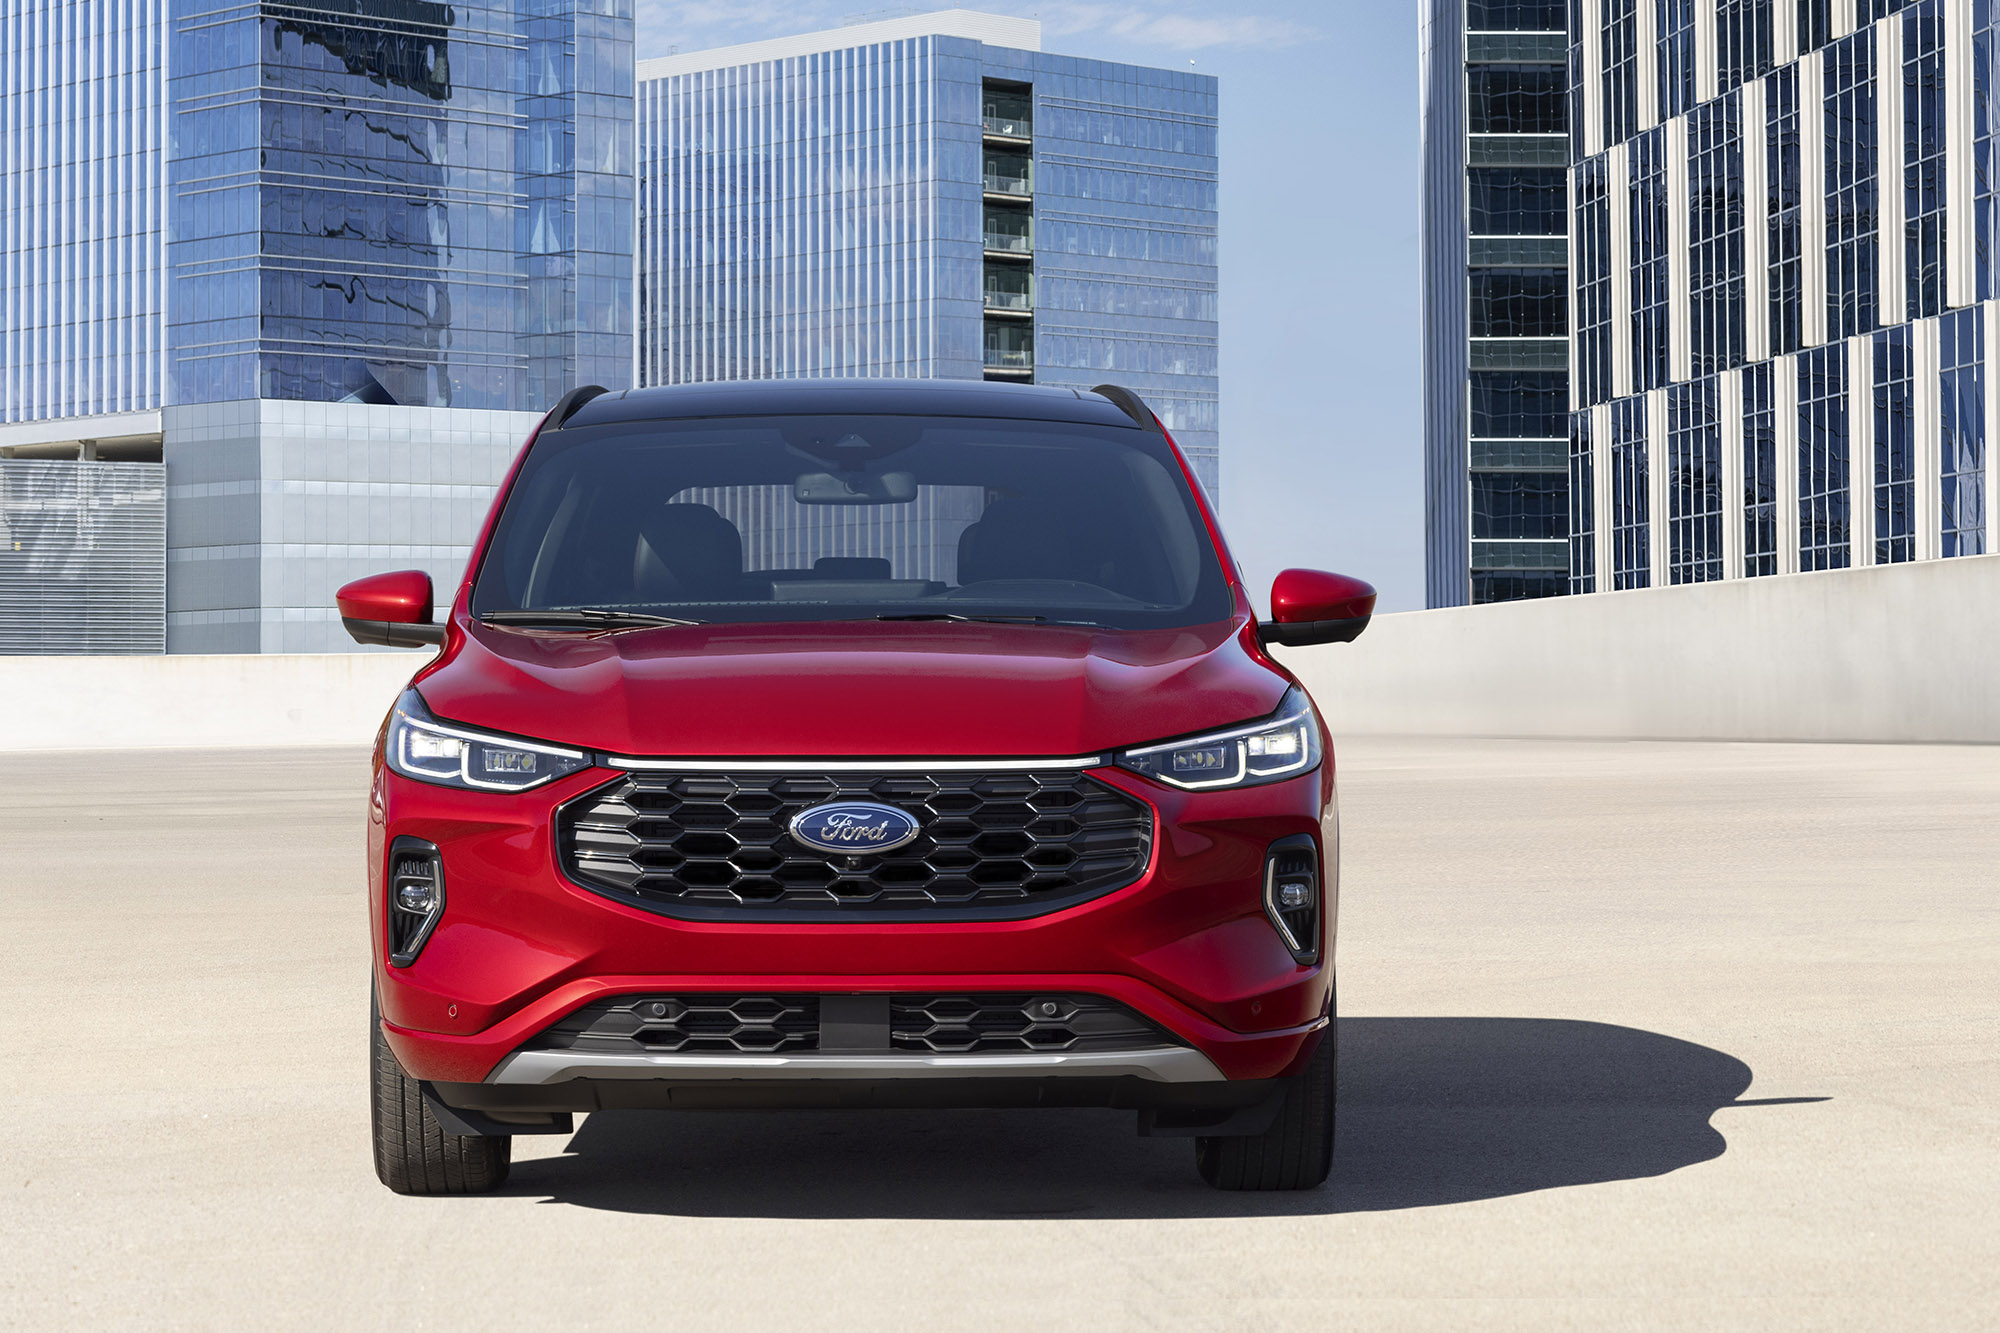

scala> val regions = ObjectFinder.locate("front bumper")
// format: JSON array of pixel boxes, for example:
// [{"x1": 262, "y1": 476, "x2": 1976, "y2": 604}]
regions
[
  {"x1": 489, "y1": 1043, "x2": 1224, "y2": 1084},
  {"x1": 370, "y1": 756, "x2": 1339, "y2": 1089}
]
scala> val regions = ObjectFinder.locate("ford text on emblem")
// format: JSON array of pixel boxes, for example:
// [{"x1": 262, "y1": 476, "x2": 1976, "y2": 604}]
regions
[{"x1": 787, "y1": 801, "x2": 922, "y2": 855}]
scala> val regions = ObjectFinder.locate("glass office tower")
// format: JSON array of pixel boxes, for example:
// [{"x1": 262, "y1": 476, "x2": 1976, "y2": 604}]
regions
[
  {"x1": 635, "y1": 13, "x2": 1222, "y2": 493},
  {"x1": 2, "y1": 0, "x2": 635, "y2": 652},
  {"x1": 165, "y1": 0, "x2": 632, "y2": 411},
  {"x1": 1422, "y1": 0, "x2": 1574, "y2": 607},
  {"x1": 1567, "y1": 0, "x2": 1993, "y2": 592}
]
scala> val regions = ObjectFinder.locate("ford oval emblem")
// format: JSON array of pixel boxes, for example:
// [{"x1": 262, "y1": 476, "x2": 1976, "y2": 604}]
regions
[{"x1": 788, "y1": 801, "x2": 922, "y2": 856}]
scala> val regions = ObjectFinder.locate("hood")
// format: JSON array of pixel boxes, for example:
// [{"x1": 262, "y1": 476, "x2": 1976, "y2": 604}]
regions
[{"x1": 413, "y1": 616, "x2": 1289, "y2": 758}]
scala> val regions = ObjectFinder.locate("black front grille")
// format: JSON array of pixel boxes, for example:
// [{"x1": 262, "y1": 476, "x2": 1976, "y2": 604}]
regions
[
  {"x1": 891, "y1": 994, "x2": 1169, "y2": 1054},
  {"x1": 527, "y1": 993, "x2": 1173, "y2": 1057},
  {"x1": 558, "y1": 768, "x2": 1153, "y2": 920},
  {"x1": 534, "y1": 995, "x2": 821, "y2": 1054}
]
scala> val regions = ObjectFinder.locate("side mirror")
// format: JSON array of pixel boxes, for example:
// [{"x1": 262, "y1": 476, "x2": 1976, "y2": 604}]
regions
[
  {"x1": 1260, "y1": 569, "x2": 1377, "y2": 647},
  {"x1": 337, "y1": 570, "x2": 443, "y2": 648}
]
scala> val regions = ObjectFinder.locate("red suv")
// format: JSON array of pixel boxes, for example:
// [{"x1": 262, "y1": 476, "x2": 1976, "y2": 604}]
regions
[{"x1": 340, "y1": 380, "x2": 1374, "y2": 1195}]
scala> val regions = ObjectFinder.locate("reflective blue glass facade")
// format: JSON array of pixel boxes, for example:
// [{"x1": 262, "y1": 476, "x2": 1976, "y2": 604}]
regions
[
  {"x1": 1, "y1": 0, "x2": 167, "y2": 423},
  {"x1": 165, "y1": 0, "x2": 633, "y2": 411},
  {"x1": 5, "y1": 0, "x2": 635, "y2": 652},
  {"x1": 637, "y1": 24, "x2": 1219, "y2": 493}
]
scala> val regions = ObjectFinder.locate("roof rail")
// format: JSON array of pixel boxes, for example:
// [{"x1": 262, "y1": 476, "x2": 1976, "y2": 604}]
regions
[
  {"x1": 1090, "y1": 383, "x2": 1164, "y2": 434},
  {"x1": 546, "y1": 384, "x2": 610, "y2": 430}
]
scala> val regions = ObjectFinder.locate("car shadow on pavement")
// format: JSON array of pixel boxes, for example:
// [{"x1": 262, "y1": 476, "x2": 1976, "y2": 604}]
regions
[{"x1": 506, "y1": 1017, "x2": 1807, "y2": 1219}]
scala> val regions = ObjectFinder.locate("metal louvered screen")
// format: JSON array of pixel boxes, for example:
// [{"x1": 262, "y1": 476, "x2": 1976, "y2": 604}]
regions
[{"x1": 0, "y1": 460, "x2": 166, "y2": 655}]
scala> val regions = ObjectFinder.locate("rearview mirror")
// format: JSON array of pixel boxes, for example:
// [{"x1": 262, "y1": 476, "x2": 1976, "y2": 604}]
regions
[
  {"x1": 794, "y1": 470, "x2": 918, "y2": 504},
  {"x1": 337, "y1": 570, "x2": 443, "y2": 648},
  {"x1": 1260, "y1": 569, "x2": 1376, "y2": 647}
]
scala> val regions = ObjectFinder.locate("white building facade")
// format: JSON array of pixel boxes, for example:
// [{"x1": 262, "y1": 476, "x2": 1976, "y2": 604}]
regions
[{"x1": 1568, "y1": 0, "x2": 1993, "y2": 594}]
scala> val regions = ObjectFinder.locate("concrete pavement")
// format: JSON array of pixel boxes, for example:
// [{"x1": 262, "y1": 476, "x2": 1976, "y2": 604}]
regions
[{"x1": 1, "y1": 738, "x2": 1994, "y2": 1328}]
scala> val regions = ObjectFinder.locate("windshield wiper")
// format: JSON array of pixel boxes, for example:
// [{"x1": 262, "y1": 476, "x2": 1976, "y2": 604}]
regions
[
  {"x1": 480, "y1": 609, "x2": 704, "y2": 630},
  {"x1": 873, "y1": 613, "x2": 1103, "y2": 628}
]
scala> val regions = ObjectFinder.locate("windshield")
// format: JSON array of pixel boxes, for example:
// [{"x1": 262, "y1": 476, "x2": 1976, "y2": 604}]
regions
[{"x1": 470, "y1": 413, "x2": 1233, "y2": 631}]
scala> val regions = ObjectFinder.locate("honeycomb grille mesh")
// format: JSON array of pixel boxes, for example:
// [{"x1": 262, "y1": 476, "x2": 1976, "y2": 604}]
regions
[
  {"x1": 529, "y1": 993, "x2": 1173, "y2": 1057},
  {"x1": 558, "y1": 768, "x2": 1152, "y2": 919},
  {"x1": 535, "y1": 995, "x2": 821, "y2": 1054},
  {"x1": 890, "y1": 994, "x2": 1169, "y2": 1054}
]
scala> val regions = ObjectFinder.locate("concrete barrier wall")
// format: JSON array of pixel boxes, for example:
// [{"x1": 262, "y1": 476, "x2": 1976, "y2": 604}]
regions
[
  {"x1": 2, "y1": 553, "x2": 1993, "y2": 750},
  {"x1": 1, "y1": 651, "x2": 420, "y2": 750},
  {"x1": 1278, "y1": 553, "x2": 2000, "y2": 743}
]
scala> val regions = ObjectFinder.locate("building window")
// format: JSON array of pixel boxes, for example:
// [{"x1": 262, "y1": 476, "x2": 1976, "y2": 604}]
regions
[
  {"x1": 1630, "y1": 127, "x2": 1671, "y2": 393},
  {"x1": 1716, "y1": 0, "x2": 1775, "y2": 96},
  {"x1": 1575, "y1": 155, "x2": 1614, "y2": 407},
  {"x1": 1468, "y1": 0, "x2": 1567, "y2": 27},
  {"x1": 1472, "y1": 370, "x2": 1569, "y2": 438},
  {"x1": 1825, "y1": 28, "x2": 1879, "y2": 341},
  {"x1": 1689, "y1": 98, "x2": 1746, "y2": 378},
  {"x1": 1978, "y1": 7, "x2": 1997, "y2": 299},
  {"x1": 1571, "y1": 409, "x2": 1597, "y2": 593},
  {"x1": 1941, "y1": 307, "x2": 1987, "y2": 556},
  {"x1": 1873, "y1": 326, "x2": 1916, "y2": 563},
  {"x1": 1657, "y1": 0, "x2": 1696, "y2": 121},
  {"x1": 1798, "y1": 0, "x2": 1830, "y2": 55},
  {"x1": 1667, "y1": 378, "x2": 1725, "y2": 582},
  {"x1": 1602, "y1": 0, "x2": 1639, "y2": 147},
  {"x1": 1469, "y1": 168, "x2": 1568, "y2": 235},
  {"x1": 1471, "y1": 269, "x2": 1567, "y2": 337},
  {"x1": 1473, "y1": 471, "x2": 1569, "y2": 540},
  {"x1": 1743, "y1": 361, "x2": 1780, "y2": 575},
  {"x1": 1469, "y1": 66, "x2": 1568, "y2": 135},
  {"x1": 1472, "y1": 571, "x2": 1569, "y2": 601},
  {"x1": 1798, "y1": 344, "x2": 1851, "y2": 570},
  {"x1": 1568, "y1": 0, "x2": 1586, "y2": 165},
  {"x1": 1905, "y1": 2, "x2": 1946, "y2": 320},
  {"x1": 1611, "y1": 395, "x2": 1651, "y2": 589},
  {"x1": 1767, "y1": 65, "x2": 1803, "y2": 357}
]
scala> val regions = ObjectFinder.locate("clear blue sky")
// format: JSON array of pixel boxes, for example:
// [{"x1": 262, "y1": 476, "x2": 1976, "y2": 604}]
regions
[{"x1": 634, "y1": 3, "x2": 1425, "y2": 611}]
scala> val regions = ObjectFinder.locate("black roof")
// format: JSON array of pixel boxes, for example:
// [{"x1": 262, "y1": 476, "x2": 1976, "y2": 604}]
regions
[{"x1": 561, "y1": 378, "x2": 1144, "y2": 433}]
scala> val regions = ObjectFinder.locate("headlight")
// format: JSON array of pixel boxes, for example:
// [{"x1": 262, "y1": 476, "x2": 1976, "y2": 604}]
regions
[
  {"x1": 1114, "y1": 687, "x2": 1322, "y2": 791},
  {"x1": 385, "y1": 689, "x2": 591, "y2": 792}
]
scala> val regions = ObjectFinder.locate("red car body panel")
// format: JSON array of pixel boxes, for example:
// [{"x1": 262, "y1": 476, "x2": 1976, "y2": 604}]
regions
[
  {"x1": 369, "y1": 386, "x2": 1343, "y2": 1104},
  {"x1": 411, "y1": 616, "x2": 1288, "y2": 759},
  {"x1": 370, "y1": 753, "x2": 1335, "y2": 1085}
]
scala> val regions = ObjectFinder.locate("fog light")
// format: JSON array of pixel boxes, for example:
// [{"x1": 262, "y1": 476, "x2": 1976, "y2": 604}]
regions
[
  {"x1": 1262, "y1": 835, "x2": 1321, "y2": 965},
  {"x1": 396, "y1": 881, "x2": 439, "y2": 914},
  {"x1": 387, "y1": 837, "x2": 445, "y2": 968}
]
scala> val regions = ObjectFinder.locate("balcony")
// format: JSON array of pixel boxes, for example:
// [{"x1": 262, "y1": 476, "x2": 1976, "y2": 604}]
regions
[
  {"x1": 984, "y1": 150, "x2": 1032, "y2": 201},
  {"x1": 982, "y1": 84, "x2": 1032, "y2": 142},
  {"x1": 983, "y1": 288, "x2": 1033, "y2": 315},
  {"x1": 983, "y1": 347, "x2": 1034, "y2": 370},
  {"x1": 983, "y1": 322, "x2": 1033, "y2": 376},
  {"x1": 983, "y1": 172, "x2": 1033, "y2": 198},
  {"x1": 982, "y1": 216, "x2": 1033, "y2": 256}
]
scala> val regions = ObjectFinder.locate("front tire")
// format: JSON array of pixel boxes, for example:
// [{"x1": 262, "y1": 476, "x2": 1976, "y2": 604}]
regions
[
  {"x1": 1193, "y1": 1024, "x2": 1335, "y2": 1191},
  {"x1": 371, "y1": 994, "x2": 510, "y2": 1195}
]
